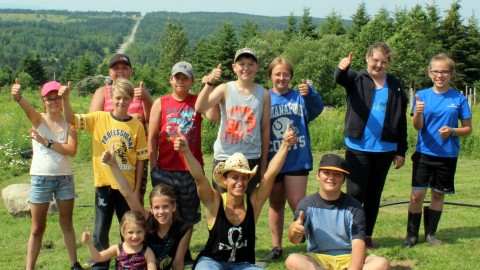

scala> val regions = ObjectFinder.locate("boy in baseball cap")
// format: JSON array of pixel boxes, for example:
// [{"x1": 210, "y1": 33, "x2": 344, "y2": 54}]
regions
[{"x1": 286, "y1": 154, "x2": 390, "y2": 270}]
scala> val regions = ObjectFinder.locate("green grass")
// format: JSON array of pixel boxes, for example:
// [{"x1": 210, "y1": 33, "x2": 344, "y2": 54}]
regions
[{"x1": 1, "y1": 88, "x2": 480, "y2": 269}]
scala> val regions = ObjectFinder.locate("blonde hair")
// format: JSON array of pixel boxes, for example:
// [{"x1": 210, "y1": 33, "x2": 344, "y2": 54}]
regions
[
  {"x1": 267, "y1": 56, "x2": 294, "y2": 78},
  {"x1": 366, "y1": 42, "x2": 393, "y2": 63},
  {"x1": 120, "y1": 210, "x2": 147, "y2": 234},
  {"x1": 111, "y1": 77, "x2": 134, "y2": 98},
  {"x1": 428, "y1": 53, "x2": 456, "y2": 75}
]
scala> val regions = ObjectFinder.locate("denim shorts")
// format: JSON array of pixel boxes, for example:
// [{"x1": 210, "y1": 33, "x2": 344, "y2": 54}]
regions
[{"x1": 30, "y1": 175, "x2": 76, "y2": 203}]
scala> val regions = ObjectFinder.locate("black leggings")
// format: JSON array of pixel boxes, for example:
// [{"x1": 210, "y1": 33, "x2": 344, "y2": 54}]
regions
[{"x1": 345, "y1": 148, "x2": 396, "y2": 236}]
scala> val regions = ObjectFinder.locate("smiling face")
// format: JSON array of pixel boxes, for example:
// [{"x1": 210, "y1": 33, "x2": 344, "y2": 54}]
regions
[
  {"x1": 170, "y1": 73, "x2": 193, "y2": 98},
  {"x1": 270, "y1": 63, "x2": 292, "y2": 94},
  {"x1": 366, "y1": 49, "x2": 389, "y2": 79},
  {"x1": 223, "y1": 171, "x2": 250, "y2": 196},
  {"x1": 317, "y1": 169, "x2": 345, "y2": 196},
  {"x1": 428, "y1": 60, "x2": 453, "y2": 93},
  {"x1": 150, "y1": 195, "x2": 176, "y2": 226},
  {"x1": 109, "y1": 62, "x2": 132, "y2": 81},
  {"x1": 121, "y1": 222, "x2": 146, "y2": 248},
  {"x1": 42, "y1": 91, "x2": 62, "y2": 112},
  {"x1": 232, "y1": 56, "x2": 259, "y2": 82}
]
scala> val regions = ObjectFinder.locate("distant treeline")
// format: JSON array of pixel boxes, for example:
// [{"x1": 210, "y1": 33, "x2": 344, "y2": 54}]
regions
[{"x1": 1, "y1": 1, "x2": 479, "y2": 107}]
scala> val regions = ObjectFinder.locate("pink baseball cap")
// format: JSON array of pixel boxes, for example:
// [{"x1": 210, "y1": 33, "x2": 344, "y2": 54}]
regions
[{"x1": 41, "y1": 81, "x2": 62, "y2": 96}]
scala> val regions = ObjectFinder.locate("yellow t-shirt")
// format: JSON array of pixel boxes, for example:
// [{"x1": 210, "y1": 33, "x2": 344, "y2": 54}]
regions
[{"x1": 73, "y1": 111, "x2": 148, "y2": 189}]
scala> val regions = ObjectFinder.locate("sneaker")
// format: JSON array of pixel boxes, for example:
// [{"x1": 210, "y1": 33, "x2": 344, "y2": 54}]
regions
[
  {"x1": 365, "y1": 237, "x2": 377, "y2": 250},
  {"x1": 267, "y1": 246, "x2": 283, "y2": 260},
  {"x1": 71, "y1": 262, "x2": 84, "y2": 270},
  {"x1": 426, "y1": 234, "x2": 443, "y2": 246},
  {"x1": 402, "y1": 235, "x2": 418, "y2": 247}
]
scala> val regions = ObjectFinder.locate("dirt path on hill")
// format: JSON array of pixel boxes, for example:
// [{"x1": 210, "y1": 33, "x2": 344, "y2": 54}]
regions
[{"x1": 116, "y1": 16, "x2": 143, "y2": 54}]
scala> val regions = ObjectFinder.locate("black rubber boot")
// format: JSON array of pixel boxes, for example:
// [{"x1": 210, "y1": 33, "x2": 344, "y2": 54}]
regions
[
  {"x1": 425, "y1": 208, "x2": 443, "y2": 246},
  {"x1": 402, "y1": 212, "x2": 422, "y2": 247}
]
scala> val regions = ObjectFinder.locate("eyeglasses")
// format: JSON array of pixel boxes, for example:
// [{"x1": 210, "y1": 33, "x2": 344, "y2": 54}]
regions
[
  {"x1": 273, "y1": 73, "x2": 291, "y2": 79},
  {"x1": 43, "y1": 97, "x2": 62, "y2": 104},
  {"x1": 430, "y1": 70, "x2": 450, "y2": 76}
]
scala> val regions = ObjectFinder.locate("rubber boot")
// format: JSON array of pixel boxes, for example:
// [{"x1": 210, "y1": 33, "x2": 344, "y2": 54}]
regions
[
  {"x1": 425, "y1": 207, "x2": 443, "y2": 246},
  {"x1": 402, "y1": 212, "x2": 422, "y2": 247}
]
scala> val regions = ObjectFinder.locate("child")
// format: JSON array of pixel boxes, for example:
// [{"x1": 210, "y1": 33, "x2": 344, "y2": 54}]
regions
[
  {"x1": 266, "y1": 56, "x2": 324, "y2": 260},
  {"x1": 175, "y1": 125, "x2": 297, "y2": 269},
  {"x1": 62, "y1": 78, "x2": 148, "y2": 270},
  {"x1": 102, "y1": 146, "x2": 192, "y2": 270},
  {"x1": 195, "y1": 48, "x2": 271, "y2": 193},
  {"x1": 148, "y1": 61, "x2": 219, "y2": 264},
  {"x1": 286, "y1": 154, "x2": 390, "y2": 270},
  {"x1": 11, "y1": 79, "x2": 83, "y2": 270},
  {"x1": 403, "y1": 53, "x2": 472, "y2": 247},
  {"x1": 82, "y1": 210, "x2": 156, "y2": 270}
]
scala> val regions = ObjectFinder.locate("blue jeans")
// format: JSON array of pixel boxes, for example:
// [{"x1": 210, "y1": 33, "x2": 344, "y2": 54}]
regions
[
  {"x1": 195, "y1": 256, "x2": 263, "y2": 270},
  {"x1": 91, "y1": 186, "x2": 130, "y2": 270}
]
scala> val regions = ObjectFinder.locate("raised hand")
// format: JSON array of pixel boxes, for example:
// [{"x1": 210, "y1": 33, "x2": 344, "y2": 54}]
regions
[
  {"x1": 11, "y1": 78, "x2": 22, "y2": 101},
  {"x1": 291, "y1": 211, "x2": 305, "y2": 240},
  {"x1": 338, "y1": 51, "x2": 354, "y2": 70},
  {"x1": 58, "y1": 81, "x2": 70, "y2": 97},
  {"x1": 414, "y1": 94, "x2": 424, "y2": 115},
  {"x1": 173, "y1": 128, "x2": 189, "y2": 153},
  {"x1": 283, "y1": 124, "x2": 297, "y2": 146},
  {"x1": 81, "y1": 227, "x2": 92, "y2": 244},
  {"x1": 207, "y1": 63, "x2": 222, "y2": 85},
  {"x1": 101, "y1": 145, "x2": 116, "y2": 166},
  {"x1": 28, "y1": 128, "x2": 47, "y2": 146},
  {"x1": 298, "y1": 79, "x2": 309, "y2": 97},
  {"x1": 134, "y1": 81, "x2": 145, "y2": 99}
]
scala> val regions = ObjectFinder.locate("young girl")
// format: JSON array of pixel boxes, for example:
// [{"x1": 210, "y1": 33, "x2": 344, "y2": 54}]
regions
[
  {"x1": 62, "y1": 78, "x2": 149, "y2": 269},
  {"x1": 82, "y1": 210, "x2": 156, "y2": 270},
  {"x1": 266, "y1": 57, "x2": 324, "y2": 260},
  {"x1": 403, "y1": 53, "x2": 472, "y2": 247},
  {"x1": 102, "y1": 147, "x2": 192, "y2": 270},
  {"x1": 11, "y1": 79, "x2": 82, "y2": 270}
]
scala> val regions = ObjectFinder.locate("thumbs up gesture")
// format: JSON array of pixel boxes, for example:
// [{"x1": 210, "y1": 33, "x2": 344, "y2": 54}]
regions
[
  {"x1": 207, "y1": 63, "x2": 222, "y2": 85},
  {"x1": 338, "y1": 51, "x2": 354, "y2": 70},
  {"x1": 290, "y1": 211, "x2": 305, "y2": 241},
  {"x1": 102, "y1": 145, "x2": 116, "y2": 166},
  {"x1": 81, "y1": 227, "x2": 92, "y2": 244},
  {"x1": 283, "y1": 124, "x2": 297, "y2": 146},
  {"x1": 414, "y1": 94, "x2": 424, "y2": 115},
  {"x1": 58, "y1": 81, "x2": 71, "y2": 97},
  {"x1": 134, "y1": 81, "x2": 145, "y2": 99},
  {"x1": 173, "y1": 127, "x2": 189, "y2": 153},
  {"x1": 11, "y1": 78, "x2": 22, "y2": 101},
  {"x1": 298, "y1": 79, "x2": 309, "y2": 97}
]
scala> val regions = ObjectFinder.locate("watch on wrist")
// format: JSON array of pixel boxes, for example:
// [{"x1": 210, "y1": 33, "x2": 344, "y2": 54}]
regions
[{"x1": 46, "y1": 139, "x2": 54, "y2": 148}]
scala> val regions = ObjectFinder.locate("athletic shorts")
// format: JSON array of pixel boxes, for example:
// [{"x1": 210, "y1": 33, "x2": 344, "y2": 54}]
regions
[
  {"x1": 305, "y1": 253, "x2": 351, "y2": 270},
  {"x1": 30, "y1": 175, "x2": 76, "y2": 203},
  {"x1": 150, "y1": 166, "x2": 201, "y2": 224},
  {"x1": 274, "y1": 169, "x2": 310, "y2": 183},
  {"x1": 411, "y1": 152, "x2": 457, "y2": 194}
]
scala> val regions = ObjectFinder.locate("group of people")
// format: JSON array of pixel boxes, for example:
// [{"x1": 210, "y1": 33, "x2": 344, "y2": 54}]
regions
[{"x1": 11, "y1": 42, "x2": 472, "y2": 270}]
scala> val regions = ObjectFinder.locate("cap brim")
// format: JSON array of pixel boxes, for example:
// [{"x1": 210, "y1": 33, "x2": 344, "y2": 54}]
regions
[{"x1": 319, "y1": 166, "x2": 349, "y2": 174}]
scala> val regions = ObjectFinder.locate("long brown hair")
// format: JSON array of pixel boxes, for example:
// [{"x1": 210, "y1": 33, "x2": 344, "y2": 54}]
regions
[{"x1": 146, "y1": 184, "x2": 178, "y2": 234}]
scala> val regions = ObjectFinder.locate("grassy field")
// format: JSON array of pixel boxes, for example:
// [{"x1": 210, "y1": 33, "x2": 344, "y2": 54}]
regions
[{"x1": 1, "y1": 89, "x2": 479, "y2": 269}]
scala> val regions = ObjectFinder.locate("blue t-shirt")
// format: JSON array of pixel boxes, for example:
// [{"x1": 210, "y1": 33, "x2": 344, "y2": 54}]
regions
[
  {"x1": 268, "y1": 86, "x2": 323, "y2": 173},
  {"x1": 345, "y1": 82, "x2": 397, "y2": 152},
  {"x1": 411, "y1": 87, "x2": 471, "y2": 158},
  {"x1": 294, "y1": 192, "x2": 365, "y2": 256}
]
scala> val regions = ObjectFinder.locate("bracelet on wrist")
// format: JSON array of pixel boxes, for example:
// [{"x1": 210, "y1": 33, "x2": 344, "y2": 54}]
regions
[
  {"x1": 450, "y1": 128, "x2": 456, "y2": 137},
  {"x1": 14, "y1": 95, "x2": 22, "y2": 102},
  {"x1": 206, "y1": 81, "x2": 214, "y2": 86}
]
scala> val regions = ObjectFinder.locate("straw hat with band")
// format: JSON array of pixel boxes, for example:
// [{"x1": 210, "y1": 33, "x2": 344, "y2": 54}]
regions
[{"x1": 213, "y1": 153, "x2": 258, "y2": 189}]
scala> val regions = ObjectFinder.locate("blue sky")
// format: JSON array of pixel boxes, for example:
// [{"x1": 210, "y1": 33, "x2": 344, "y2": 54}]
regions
[{"x1": 0, "y1": 0, "x2": 476, "y2": 20}]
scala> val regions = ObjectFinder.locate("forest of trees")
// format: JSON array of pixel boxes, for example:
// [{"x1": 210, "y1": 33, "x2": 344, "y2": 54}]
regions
[{"x1": 1, "y1": 1, "x2": 479, "y2": 106}]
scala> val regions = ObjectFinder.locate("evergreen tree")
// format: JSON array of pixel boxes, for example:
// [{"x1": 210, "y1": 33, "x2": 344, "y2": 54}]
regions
[
  {"x1": 299, "y1": 7, "x2": 318, "y2": 39},
  {"x1": 463, "y1": 15, "x2": 480, "y2": 86},
  {"x1": 210, "y1": 23, "x2": 238, "y2": 82},
  {"x1": 19, "y1": 54, "x2": 47, "y2": 87},
  {"x1": 284, "y1": 12, "x2": 298, "y2": 39},
  {"x1": 317, "y1": 11, "x2": 346, "y2": 38},
  {"x1": 348, "y1": 2, "x2": 370, "y2": 40},
  {"x1": 240, "y1": 20, "x2": 260, "y2": 47}
]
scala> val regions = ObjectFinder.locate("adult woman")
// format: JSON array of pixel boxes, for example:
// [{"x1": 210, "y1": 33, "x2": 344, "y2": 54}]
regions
[
  {"x1": 11, "y1": 80, "x2": 82, "y2": 270},
  {"x1": 175, "y1": 126, "x2": 296, "y2": 269},
  {"x1": 402, "y1": 54, "x2": 472, "y2": 247},
  {"x1": 266, "y1": 57, "x2": 323, "y2": 260},
  {"x1": 334, "y1": 43, "x2": 408, "y2": 249}
]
